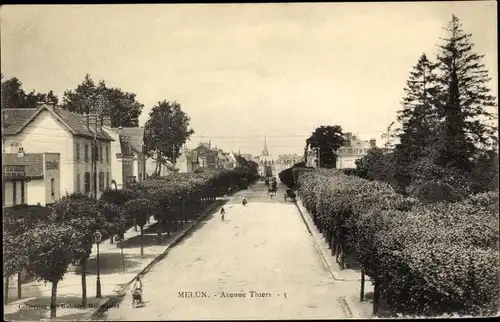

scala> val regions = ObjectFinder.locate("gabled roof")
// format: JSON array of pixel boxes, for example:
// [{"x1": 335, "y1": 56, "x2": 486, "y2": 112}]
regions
[
  {"x1": 2, "y1": 109, "x2": 38, "y2": 135},
  {"x1": 2, "y1": 105, "x2": 114, "y2": 141},
  {"x1": 3, "y1": 153, "x2": 44, "y2": 178},
  {"x1": 110, "y1": 127, "x2": 144, "y2": 153},
  {"x1": 119, "y1": 135, "x2": 135, "y2": 156}
]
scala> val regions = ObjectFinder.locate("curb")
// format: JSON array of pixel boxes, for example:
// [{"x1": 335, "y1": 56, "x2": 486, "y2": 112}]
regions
[
  {"x1": 293, "y1": 198, "x2": 363, "y2": 283},
  {"x1": 337, "y1": 296, "x2": 354, "y2": 318},
  {"x1": 85, "y1": 200, "x2": 222, "y2": 320}
]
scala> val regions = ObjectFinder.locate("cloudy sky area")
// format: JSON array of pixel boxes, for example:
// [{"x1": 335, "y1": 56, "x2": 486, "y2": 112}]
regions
[{"x1": 1, "y1": 2, "x2": 497, "y2": 156}]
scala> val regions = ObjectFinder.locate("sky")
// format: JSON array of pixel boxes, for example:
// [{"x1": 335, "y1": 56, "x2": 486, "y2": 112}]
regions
[{"x1": 1, "y1": 2, "x2": 498, "y2": 157}]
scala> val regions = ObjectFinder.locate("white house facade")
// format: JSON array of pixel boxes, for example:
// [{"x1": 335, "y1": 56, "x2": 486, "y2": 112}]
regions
[{"x1": 2, "y1": 104, "x2": 113, "y2": 201}]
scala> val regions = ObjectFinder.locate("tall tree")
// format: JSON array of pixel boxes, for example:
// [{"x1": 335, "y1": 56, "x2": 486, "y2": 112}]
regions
[
  {"x1": 143, "y1": 100, "x2": 195, "y2": 174},
  {"x1": 305, "y1": 125, "x2": 346, "y2": 168},
  {"x1": 434, "y1": 15, "x2": 497, "y2": 172},
  {"x1": 392, "y1": 54, "x2": 441, "y2": 191},
  {"x1": 1, "y1": 76, "x2": 59, "y2": 109},
  {"x1": 1, "y1": 77, "x2": 26, "y2": 109},
  {"x1": 61, "y1": 74, "x2": 143, "y2": 127}
]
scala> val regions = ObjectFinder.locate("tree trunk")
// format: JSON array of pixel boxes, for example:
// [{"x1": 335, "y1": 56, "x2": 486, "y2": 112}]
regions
[
  {"x1": 331, "y1": 233, "x2": 335, "y2": 256},
  {"x1": 4, "y1": 276, "x2": 9, "y2": 304},
  {"x1": 340, "y1": 241, "x2": 345, "y2": 270},
  {"x1": 81, "y1": 258, "x2": 87, "y2": 306},
  {"x1": 110, "y1": 234, "x2": 114, "y2": 244},
  {"x1": 360, "y1": 270, "x2": 365, "y2": 301},
  {"x1": 373, "y1": 280, "x2": 380, "y2": 317},
  {"x1": 17, "y1": 271, "x2": 22, "y2": 299},
  {"x1": 50, "y1": 281, "x2": 58, "y2": 319},
  {"x1": 140, "y1": 226, "x2": 144, "y2": 259}
]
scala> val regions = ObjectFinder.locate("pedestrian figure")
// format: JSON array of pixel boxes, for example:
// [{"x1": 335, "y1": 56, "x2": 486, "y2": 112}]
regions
[
  {"x1": 242, "y1": 195, "x2": 248, "y2": 206},
  {"x1": 220, "y1": 207, "x2": 225, "y2": 220}
]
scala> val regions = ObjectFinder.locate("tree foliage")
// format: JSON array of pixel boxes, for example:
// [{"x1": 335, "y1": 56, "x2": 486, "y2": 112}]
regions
[
  {"x1": 143, "y1": 100, "x2": 195, "y2": 164},
  {"x1": 61, "y1": 74, "x2": 143, "y2": 127},
  {"x1": 433, "y1": 15, "x2": 497, "y2": 172},
  {"x1": 1, "y1": 76, "x2": 58, "y2": 109},
  {"x1": 305, "y1": 125, "x2": 346, "y2": 168},
  {"x1": 296, "y1": 169, "x2": 499, "y2": 316},
  {"x1": 354, "y1": 15, "x2": 498, "y2": 198}
]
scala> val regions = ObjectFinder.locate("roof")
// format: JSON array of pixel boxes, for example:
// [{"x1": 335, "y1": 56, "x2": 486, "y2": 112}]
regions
[
  {"x1": 110, "y1": 127, "x2": 144, "y2": 153},
  {"x1": 2, "y1": 105, "x2": 114, "y2": 141},
  {"x1": 119, "y1": 135, "x2": 135, "y2": 156},
  {"x1": 2, "y1": 109, "x2": 38, "y2": 135},
  {"x1": 3, "y1": 153, "x2": 44, "y2": 178},
  {"x1": 181, "y1": 150, "x2": 199, "y2": 162}
]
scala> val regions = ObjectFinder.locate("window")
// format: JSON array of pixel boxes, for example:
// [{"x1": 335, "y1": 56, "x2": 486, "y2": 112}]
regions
[
  {"x1": 51, "y1": 179, "x2": 55, "y2": 197},
  {"x1": 99, "y1": 172, "x2": 104, "y2": 191},
  {"x1": 99, "y1": 145, "x2": 103, "y2": 163},
  {"x1": 13, "y1": 181, "x2": 17, "y2": 205},
  {"x1": 76, "y1": 173, "x2": 81, "y2": 192},
  {"x1": 94, "y1": 144, "x2": 99, "y2": 162},
  {"x1": 106, "y1": 172, "x2": 110, "y2": 189},
  {"x1": 105, "y1": 145, "x2": 109, "y2": 163},
  {"x1": 84, "y1": 172, "x2": 91, "y2": 193},
  {"x1": 84, "y1": 144, "x2": 89, "y2": 162},
  {"x1": 76, "y1": 143, "x2": 81, "y2": 161}
]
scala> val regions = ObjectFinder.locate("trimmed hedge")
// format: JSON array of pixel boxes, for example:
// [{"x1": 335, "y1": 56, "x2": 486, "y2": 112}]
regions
[{"x1": 296, "y1": 169, "x2": 499, "y2": 317}]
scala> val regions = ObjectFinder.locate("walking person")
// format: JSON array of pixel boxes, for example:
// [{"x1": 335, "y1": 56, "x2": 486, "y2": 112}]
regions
[
  {"x1": 220, "y1": 207, "x2": 225, "y2": 220},
  {"x1": 242, "y1": 195, "x2": 248, "y2": 206}
]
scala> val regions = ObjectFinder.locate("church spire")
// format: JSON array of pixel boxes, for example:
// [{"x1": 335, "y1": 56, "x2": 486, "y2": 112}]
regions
[{"x1": 262, "y1": 135, "x2": 269, "y2": 156}]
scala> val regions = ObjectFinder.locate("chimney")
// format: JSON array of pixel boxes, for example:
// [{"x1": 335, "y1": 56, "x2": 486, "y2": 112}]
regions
[
  {"x1": 102, "y1": 116, "x2": 112, "y2": 128},
  {"x1": 83, "y1": 113, "x2": 90, "y2": 130},
  {"x1": 99, "y1": 116, "x2": 104, "y2": 133},
  {"x1": 369, "y1": 138, "x2": 377, "y2": 149},
  {"x1": 88, "y1": 114, "x2": 97, "y2": 133},
  {"x1": 345, "y1": 132, "x2": 352, "y2": 146}
]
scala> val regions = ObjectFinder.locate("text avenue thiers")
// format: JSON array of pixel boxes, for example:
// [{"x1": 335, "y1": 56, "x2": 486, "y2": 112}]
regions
[{"x1": 178, "y1": 291, "x2": 287, "y2": 298}]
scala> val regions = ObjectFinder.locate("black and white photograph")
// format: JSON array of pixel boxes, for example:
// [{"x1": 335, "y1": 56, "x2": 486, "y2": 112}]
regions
[{"x1": 1, "y1": 2, "x2": 498, "y2": 320}]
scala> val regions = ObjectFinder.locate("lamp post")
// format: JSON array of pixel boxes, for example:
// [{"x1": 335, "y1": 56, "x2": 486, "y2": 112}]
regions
[{"x1": 94, "y1": 230, "x2": 102, "y2": 298}]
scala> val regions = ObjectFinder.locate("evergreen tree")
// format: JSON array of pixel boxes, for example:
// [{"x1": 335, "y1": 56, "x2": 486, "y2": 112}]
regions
[
  {"x1": 392, "y1": 53, "x2": 440, "y2": 191},
  {"x1": 434, "y1": 15, "x2": 497, "y2": 173},
  {"x1": 1, "y1": 77, "x2": 26, "y2": 109}
]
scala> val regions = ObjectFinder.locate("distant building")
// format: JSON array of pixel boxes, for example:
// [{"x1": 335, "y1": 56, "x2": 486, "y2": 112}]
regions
[
  {"x1": 192, "y1": 141, "x2": 219, "y2": 169},
  {"x1": 336, "y1": 133, "x2": 376, "y2": 169},
  {"x1": 177, "y1": 148, "x2": 200, "y2": 173}
]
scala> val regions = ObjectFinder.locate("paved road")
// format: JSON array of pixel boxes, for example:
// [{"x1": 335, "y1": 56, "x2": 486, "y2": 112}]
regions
[{"x1": 99, "y1": 183, "x2": 347, "y2": 320}]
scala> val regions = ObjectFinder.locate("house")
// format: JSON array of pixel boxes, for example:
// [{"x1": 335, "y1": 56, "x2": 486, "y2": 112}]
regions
[
  {"x1": 2, "y1": 104, "x2": 114, "y2": 200},
  {"x1": 177, "y1": 148, "x2": 199, "y2": 173},
  {"x1": 217, "y1": 150, "x2": 236, "y2": 169},
  {"x1": 107, "y1": 126, "x2": 147, "y2": 182},
  {"x1": 3, "y1": 152, "x2": 61, "y2": 207},
  {"x1": 102, "y1": 125, "x2": 137, "y2": 189},
  {"x1": 336, "y1": 133, "x2": 376, "y2": 169},
  {"x1": 192, "y1": 141, "x2": 219, "y2": 169}
]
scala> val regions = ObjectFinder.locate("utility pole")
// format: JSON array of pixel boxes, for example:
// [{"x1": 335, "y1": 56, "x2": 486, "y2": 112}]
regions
[
  {"x1": 92, "y1": 129, "x2": 98, "y2": 200},
  {"x1": 87, "y1": 94, "x2": 104, "y2": 200},
  {"x1": 382, "y1": 122, "x2": 395, "y2": 152}
]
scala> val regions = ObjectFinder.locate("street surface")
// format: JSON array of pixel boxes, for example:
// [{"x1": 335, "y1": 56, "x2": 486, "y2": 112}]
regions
[{"x1": 99, "y1": 183, "x2": 348, "y2": 320}]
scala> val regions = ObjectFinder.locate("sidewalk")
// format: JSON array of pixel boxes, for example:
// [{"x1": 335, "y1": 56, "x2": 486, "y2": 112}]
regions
[
  {"x1": 295, "y1": 198, "x2": 368, "y2": 282},
  {"x1": 3, "y1": 201, "x2": 223, "y2": 321},
  {"x1": 294, "y1": 198, "x2": 375, "y2": 318}
]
